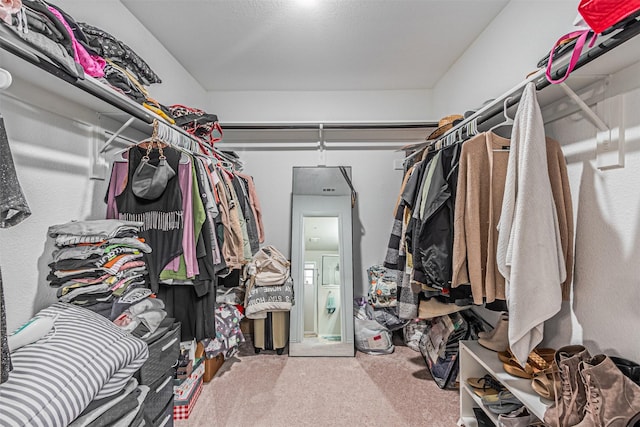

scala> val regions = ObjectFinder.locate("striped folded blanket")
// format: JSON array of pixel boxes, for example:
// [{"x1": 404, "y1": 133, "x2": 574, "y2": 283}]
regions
[{"x1": 0, "y1": 302, "x2": 148, "y2": 427}]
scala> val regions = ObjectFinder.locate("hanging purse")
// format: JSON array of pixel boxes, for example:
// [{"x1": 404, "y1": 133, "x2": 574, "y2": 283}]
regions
[{"x1": 131, "y1": 141, "x2": 176, "y2": 200}]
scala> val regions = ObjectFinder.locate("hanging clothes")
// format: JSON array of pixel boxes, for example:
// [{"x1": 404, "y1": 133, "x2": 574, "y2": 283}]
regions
[
  {"x1": 411, "y1": 144, "x2": 462, "y2": 294},
  {"x1": 214, "y1": 169, "x2": 245, "y2": 270},
  {"x1": 390, "y1": 152, "x2": 434, "y2": 319},
  {"x1": 231, "y1": 175, "x2": 259, "y2": 255},
  {"x1": 496, "y1": 82, "x2": 569, "y2": 366},
  {"x1": 104, "y1": 134, "x2": 265, "y2": 342},
  {"x1": 114, "y1": 145, "x2": 184, "y2": 293},
  {"x1": 0, "y1": 115, "x2": 32, "y2": 384},
  {"x1": 237, "y1": 173, "x2": 265, "y2": 244},
  {"x1": 451, "y1": 132, "x2": 512, "y2": 304}
]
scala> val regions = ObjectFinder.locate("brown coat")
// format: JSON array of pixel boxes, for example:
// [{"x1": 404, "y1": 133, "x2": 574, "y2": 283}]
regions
[{"x1": 452, "y1": 132, "x2": 573, "y2": 304}]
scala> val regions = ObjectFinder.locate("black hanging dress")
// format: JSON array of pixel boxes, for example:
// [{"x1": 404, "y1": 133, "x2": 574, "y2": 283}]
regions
[{"x1": 116, "y1": 145, "x2": 183, "y2": 292}]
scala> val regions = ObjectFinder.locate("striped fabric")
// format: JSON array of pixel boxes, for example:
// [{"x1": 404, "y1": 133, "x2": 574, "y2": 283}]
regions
[{"x1": 0, "y1": 303, "x2": 148, "y2": 427}]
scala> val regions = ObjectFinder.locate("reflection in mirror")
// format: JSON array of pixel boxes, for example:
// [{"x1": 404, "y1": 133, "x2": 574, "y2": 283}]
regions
[
  {"x1": 303, "y1": 217, "x2": 341, "y2": 343},
  {"x1": 289, "y1": 166, "x2": 355, "y2": 357}
]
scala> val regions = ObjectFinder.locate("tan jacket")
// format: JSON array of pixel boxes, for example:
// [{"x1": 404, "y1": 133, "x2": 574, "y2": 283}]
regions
[
  {"x1": 452, "y1": 132, "x2": 573, "y2": 303},
  {"x1": 215, "y1": 169, "x2": 245, "y2": 270}
]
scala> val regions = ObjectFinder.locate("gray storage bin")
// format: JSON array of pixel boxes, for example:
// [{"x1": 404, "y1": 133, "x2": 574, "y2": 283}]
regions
[
  {"x1": 140, "y1": 321, "x2": 181, "y2": 385},
  {"x1": 144, "y1": 368, "x2": 175, "y2": 421},
  {"x1": 153, "y1": 398, "x2": 174, "y2": 427}
]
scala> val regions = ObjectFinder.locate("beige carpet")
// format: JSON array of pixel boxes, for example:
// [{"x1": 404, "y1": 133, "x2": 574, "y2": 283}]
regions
[{"x1": 175, "y1": 338, "x2": 460, "y2": 427}]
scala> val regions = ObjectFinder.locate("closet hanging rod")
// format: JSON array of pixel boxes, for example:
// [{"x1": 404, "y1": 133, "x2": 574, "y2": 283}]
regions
[
  {"x1": 220, "y1": 121, "x2": 437, "y2": 131},
  {"x1": 430, "y1": 13, "x2": 640, "y2": 148}
]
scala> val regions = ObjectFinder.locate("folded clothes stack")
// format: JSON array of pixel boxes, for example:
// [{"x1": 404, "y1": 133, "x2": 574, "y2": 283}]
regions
[{"x1": 47, "y1": 219, "x2": 167, "y2": 338}]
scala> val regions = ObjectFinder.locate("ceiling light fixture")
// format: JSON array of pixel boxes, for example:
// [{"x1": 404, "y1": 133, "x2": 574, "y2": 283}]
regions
[{"x1": 296, "y1": 0, "x2": 317, "y2": 7}]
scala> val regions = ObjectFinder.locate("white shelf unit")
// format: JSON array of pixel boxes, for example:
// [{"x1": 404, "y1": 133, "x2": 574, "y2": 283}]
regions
[{"x1": 459, "y1": 340, "x2": 553, "y2": 426}]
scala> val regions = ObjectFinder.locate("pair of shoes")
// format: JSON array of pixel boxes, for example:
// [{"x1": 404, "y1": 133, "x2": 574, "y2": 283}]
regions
[
  {"x1": 467, "y1": 374, "x2": 506, "y2": 397},
  {"x1": 531, "y1": 363, "x2": 559, "y2": 400},
  {"x1": 497, "y1": 406, "x2": 541, "y2": 427},
  {"x1": 482, "y1": 390, "x2": 523, "y2": 415},
  {"x1": 543, "y1": 346, "x2": 640, "y2": 427},
  {"x1": 500, "y1": 347, "x2": 555, "y2": 379},
  {"x1": 478, "y1": 312, "x2": 509, "y2": 352}
]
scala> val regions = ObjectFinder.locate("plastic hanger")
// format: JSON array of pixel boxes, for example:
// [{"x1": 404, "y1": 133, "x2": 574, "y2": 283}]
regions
[{"x1": 489, "y1": 97, "x2": 514, "y2": 136}]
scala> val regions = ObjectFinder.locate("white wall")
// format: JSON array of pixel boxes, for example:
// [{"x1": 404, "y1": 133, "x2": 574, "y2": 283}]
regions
[
  {"x1": 234, "y1": 148, "x2": 405, "y2": 297},
  {"x1": 0, "y1": 81, "x2": 109, "y2": 332},
  {"x1": 432, "y1": 0, "x2": 579, "y2": 118},
  {"x1": 208, "y1": 89, "x2": 432, "y2": 122},
  {"x1": 542, "y1": 62, "x2": 640, "y2": 362}
]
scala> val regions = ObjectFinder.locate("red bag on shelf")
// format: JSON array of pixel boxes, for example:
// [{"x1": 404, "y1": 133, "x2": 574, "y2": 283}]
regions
[
  {"x1": 545, "y1": 0, "x2": 640, "y2": 84},
  {"x1": 578, "y1": 0, "x2": 640, "y2": 34}
]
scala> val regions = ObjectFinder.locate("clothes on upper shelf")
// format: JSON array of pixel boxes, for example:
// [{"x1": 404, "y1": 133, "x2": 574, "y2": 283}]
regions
[
  {"x1": 1, "y1": 0, "x2": 163, "y2": 105},
  {"x1": 77, "y1": 21, "x2": 161, "y2": 85},
  {"x1": 0, "y1": 115, "x2": 31, "y2": 385}
]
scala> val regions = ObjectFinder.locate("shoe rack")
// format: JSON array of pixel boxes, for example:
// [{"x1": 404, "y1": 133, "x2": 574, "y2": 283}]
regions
[{"x1": 458, "y1": 340, "x2": 550, "y2": 426}]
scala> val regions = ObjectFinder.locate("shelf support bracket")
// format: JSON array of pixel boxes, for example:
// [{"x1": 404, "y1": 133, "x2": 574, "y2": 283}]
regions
[
  {"x1": 100, "y1": 117, "x2": 135, "y2": 154},
  {"x1": 558, "y1": 82, "x2": 609, "y2": 132}
]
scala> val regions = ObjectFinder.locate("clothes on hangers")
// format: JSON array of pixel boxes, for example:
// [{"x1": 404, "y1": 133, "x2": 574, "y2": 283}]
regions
[
  {"x1": 451, "y1": 129, "x2": 573, "y2": 307},
  {"x1": 104, "y1": 138, "x2": 264, "y2": 341},
  {"x1": 113, "y1": 145, "x2": 184, "y2": 293},
  {"x1": 496, "y1": 82, "x2": 570, "y2": 367},
  {"x1": 451, "y1": 132, "x2": 512, "y2": 304}
]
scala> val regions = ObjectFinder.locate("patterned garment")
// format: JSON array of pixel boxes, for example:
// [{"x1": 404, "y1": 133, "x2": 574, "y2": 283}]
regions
[
  {"x1": 0, "y1": 116, "x2": 32, "y2": 384},
  {"x1": 77, "y1": 22, "x2": 162, "y2": 85},
  {"x1": 202, "y1": 304, "x2": 245, "y2": 359}
]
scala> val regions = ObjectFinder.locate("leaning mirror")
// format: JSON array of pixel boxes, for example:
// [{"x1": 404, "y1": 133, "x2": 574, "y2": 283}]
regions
[{"x1": 289, "y1": 167, "x2": 355, "y2": 357}]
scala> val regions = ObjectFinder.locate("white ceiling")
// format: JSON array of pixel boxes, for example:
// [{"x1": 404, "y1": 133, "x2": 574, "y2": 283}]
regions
[
  {"x1": 304, "y1": 216, "x2": 339, "y2": 251},
  {"x1": 122, "y1": 0, "x2": 509, "y2": 92}
]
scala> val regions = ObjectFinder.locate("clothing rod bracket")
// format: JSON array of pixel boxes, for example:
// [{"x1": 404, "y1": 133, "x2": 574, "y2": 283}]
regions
[
  {"x1": 100, "y1": 116, "x2": 136, "y2": 154},
  {"x1": 558, "y1": 82, "x2": 624, "y2": 170},
  {"x1": 317, "y1": 123, "x2": 326, "y2": 165}
]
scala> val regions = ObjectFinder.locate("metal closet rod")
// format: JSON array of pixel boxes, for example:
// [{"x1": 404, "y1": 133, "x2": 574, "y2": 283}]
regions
[
  {"x1": 432, "y1": 14, "x2": 640, "y2": 145},
  {"x1": 220, "y1": 122, "x2": 437, "y2": 130}
]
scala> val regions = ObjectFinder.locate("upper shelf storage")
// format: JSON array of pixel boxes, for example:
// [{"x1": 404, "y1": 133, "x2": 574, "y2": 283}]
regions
[{"x1": 0, "y1": 21, "x2": 188, "y2": 140}]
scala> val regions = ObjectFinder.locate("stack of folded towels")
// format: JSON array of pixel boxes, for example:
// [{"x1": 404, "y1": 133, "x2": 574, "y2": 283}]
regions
[{"x1": 47, "y1": 219, "x2": 167, "y2": 338}]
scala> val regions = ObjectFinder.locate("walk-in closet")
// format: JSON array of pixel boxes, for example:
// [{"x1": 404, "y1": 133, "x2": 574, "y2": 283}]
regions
[{"x1": 1, "y1": 1, "x2": 640, "y2": 426}]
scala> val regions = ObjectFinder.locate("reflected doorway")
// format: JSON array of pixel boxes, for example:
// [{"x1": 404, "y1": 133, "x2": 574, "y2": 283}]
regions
[{"x1": 303, "y1": 217, "x2": 341, "y2": 343}]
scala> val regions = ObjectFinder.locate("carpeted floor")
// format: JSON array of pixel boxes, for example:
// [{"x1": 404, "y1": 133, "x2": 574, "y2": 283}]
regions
[{"x1": 176, "y1": 336, "x2": 460, "y2": 426}]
